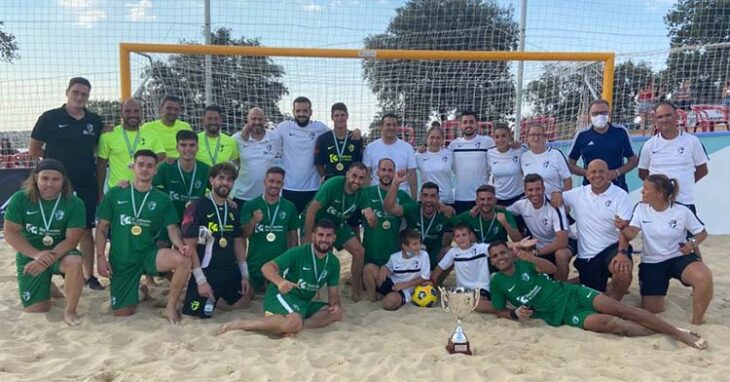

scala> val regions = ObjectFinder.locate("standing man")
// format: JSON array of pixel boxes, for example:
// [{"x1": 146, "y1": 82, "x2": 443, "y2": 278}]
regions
[
  {"x1": 181, "y1": 163, "x2": 252, "y2": 318},
  {"x1": 29, "y1": 77, "x2": 104, "y2": 290},
  {"x1": 638, "y1": 101, "x2": 709, "y2": 214},
  {"x1": 195, "y1": 105, "x2": 239, "y2": 167},
  {"x1": 96, "y1": 150, "x2": 191, "y2": 323},
  {"x1": 568, "y1": 99, "x2": 638, "y2": 191},
  {"x1": 97, "y1": 98, "x2": 166, "y2": 194},
  {"x1": 363, "y1": 113, "x2": 418, "y2": 198},
  {"x1": 232, "y1": 107, "x2": 282, "y2": 207},
  {"x1": 315, "y1": 102, "x2": 363, "y2": 181},
  {"x1": 276, "y1": 96, "x2": 330, "y2": 213},
  {"x1": 141, "y1": 95, "x2": 192, "y2": 160},
  {"x1": 448, "y1": 111, "x2": 495, "y2": 214},
  {"x1": 153, "y1": 130, "x2": 210, "y2": 246},
  {"x1": 452, "y1": 185, "x2": 522, "y2": 244},
  {"x1": 241, "y1": 167, "x2": 300, "y2": 293}
]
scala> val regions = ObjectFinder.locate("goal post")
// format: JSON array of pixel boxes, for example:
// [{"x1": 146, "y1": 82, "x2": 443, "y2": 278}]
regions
[{"x1": 119, "y1": 42, "x2": 615, "y2": 141}]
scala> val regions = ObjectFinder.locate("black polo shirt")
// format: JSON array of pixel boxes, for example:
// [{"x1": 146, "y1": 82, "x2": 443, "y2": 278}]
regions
[
  {"x1": 31, "y1": 104, "x2": 103, "y2": 190},
  {"x1": 314, "y1": 130, "x2": 363, "y2": 180}
]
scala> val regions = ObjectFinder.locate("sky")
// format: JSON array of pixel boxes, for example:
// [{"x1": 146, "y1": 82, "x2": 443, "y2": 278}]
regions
[{"x1": 0, "y1": 0, "x2": 678, "y2": 132}]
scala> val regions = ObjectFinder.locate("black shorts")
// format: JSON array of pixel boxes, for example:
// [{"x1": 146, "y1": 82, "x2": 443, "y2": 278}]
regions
[
  {"x1": 453, "y1": 200, "x2": 476, "y2": 215},
  {"x1": 282, "y1": 189, "x2": 318, "y2": 214},
  {"x1": 574, "y1": 243, "x2": 633, "y2": 292},
  {"x1": 638, "y1": 254, "x2": 701, "y2": 296},
  {"x1": 497, "y1": 194, "x2": 524, "y2": 207},
  {"x1": 479, "y1": 288, "x2": 492, "y2": 300},
  {"x1": 347, "y1": 209, "x2": 362, "y2": 229},
  {"x1": 182, "y1": 270, "x2": 243, "y2": 318},
  {"x1": 375, "y1": 277, "x2": 407, "y2": 304},
  {"x1": 74, "y1": 185, "x2": 97, "y2": 229}
]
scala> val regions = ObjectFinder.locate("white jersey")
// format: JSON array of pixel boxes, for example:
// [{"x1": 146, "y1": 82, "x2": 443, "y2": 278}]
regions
[
  {"x1": 363, "y1": 138, "x2": 417, "y2": 192},
  {"x1": 438, "y1": 243, "x2": 491, "y2": 292},
  {"x1": 629, "y1": 203, "x2": 704, "y2": 264},
  {"x1": 385, "y1": 250, "x2": 431, "y2": 284},
  {"x1": 231, "y1": 130, "x2": 283, "y2": 201},
  {"x1": 563, "y1": 184, "x2": 633, "y2": 260},
  {"x1": 416, "y1": 148, "x2": 455, "y2": 204},
  {"x1": 507, "y1": 197, "x2": 569, "y2": 249},
  {"x1": 487, "y1": 146, "x2": 526, "y2": 200},
  {"x1": 448, "y1": 135, "x2": 494, "y2": 201},
  {"x1": 638, "y1": 132, "x2": 708, "y2": 205},
  {"x1": 275, "y1": 120, "x2": 330, "y2": 191},
  {"x1": 520, "y1": 148, "x2": 571, "y2": 195}
]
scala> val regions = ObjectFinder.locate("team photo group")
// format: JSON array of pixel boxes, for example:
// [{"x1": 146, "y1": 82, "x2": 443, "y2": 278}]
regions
[{"x1": 5, "y1": 76, "x2": 711, "y2": 350}]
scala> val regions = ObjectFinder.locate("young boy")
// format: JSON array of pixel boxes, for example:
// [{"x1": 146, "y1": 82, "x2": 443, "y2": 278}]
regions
[
  {"x1": 431, "y1": 223, "x2": 494, "y2": 313},
  {"x1": 363, "y1": 229, "x2": 431, "y2": 310}
]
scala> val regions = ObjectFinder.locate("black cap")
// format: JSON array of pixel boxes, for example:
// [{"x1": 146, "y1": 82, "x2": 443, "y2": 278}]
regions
[{"x1": 35, "y1": 159, "x2": 68, "y2": 177}]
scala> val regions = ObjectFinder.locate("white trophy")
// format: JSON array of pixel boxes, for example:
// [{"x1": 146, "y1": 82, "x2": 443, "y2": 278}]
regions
[{"x1": 439, "y1": 286, "x2": 480, "y2": 355}]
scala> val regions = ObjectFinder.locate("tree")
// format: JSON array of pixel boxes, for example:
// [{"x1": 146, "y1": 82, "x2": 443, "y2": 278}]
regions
[
  {"x1": 611, "y1": 61, "x2": 655, "y2": 125},
  {"x1": 362, "y1": 0, "x2": 518, "y2": 139},
  {"x1": 87, "y1": 100, "x2": 121, "y2": 126},
  {"x1": 524, "y1": 63, "x2": 586, "y2": 122},
  {"x1": 664, "y1": 0, "x2": 730, "y2": 103},
  {"x1": 0, "y1": 22, "x2": 19, "y2": 63},
  {"x1": 138, "y1": 28, "x2": 288, "y2": 133}
]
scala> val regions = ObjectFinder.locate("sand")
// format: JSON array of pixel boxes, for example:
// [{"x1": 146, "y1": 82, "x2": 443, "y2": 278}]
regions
[{"x1": 0, "y1": 237, "x2": 728, "y2": 382}]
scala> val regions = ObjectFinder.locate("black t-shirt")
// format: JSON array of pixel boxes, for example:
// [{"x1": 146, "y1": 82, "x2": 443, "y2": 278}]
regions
[
  {"x1": 181, "y1": 197, "x2": 242, "y2": 276},
  {"x1": 31, "y1": 104, "x2": 103, "y2": 190},
  {"x1": 314, "y1": 130, "x2": 363, "y2": 180}
]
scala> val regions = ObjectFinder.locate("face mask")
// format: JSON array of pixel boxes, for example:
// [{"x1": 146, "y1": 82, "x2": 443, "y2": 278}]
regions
[
  {"x1": 405, "y1": 249, "x2": 418, "y2": 258},
  {"x1": 591, "y1": 114, "x2": 609, "y2": 128}
]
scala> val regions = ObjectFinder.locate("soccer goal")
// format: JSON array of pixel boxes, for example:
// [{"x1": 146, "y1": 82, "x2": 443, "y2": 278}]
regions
[{"x1": 119, "y1": 43, "x2": 614, "y2": 144}]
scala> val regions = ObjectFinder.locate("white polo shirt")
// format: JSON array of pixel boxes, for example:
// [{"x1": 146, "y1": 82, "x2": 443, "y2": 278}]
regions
[
  {"x1": 363, "y1": 138, "x2": 417, "y2": 192},
  {"x1": 438, "y1": 243, "x2": 491, "y2": 291},
  {"x1": 507, "y1": 197, "x2": 569, "y2": 249},
  {"x1": 385, "y1": 250, "x2": 431, "y2": 284},
  {"x1": 448, "y1": 135, "x2": 495, "y2": 201},
  {"x1": 629, "y1": 203, "x2": 704, "y2": 264},
  {"x1": 563, "y1": 184, "x2": 633, "y2": 259},
  {"x1": 275, "y1": 120, "x2": 330, "y2": 191},
  {"x1": 638, "y1": 131, "x2": 708, "y2": 205},
  {"x1": 231, "y1": 130, "x2": 283, "y2": 201},
  {"x1": 415, "y1": 148, "x2": 455, "y2": 204},
  {"x1": 487, "y1": 146, "x2": 526, "y2": 200},
  {"x1": 521, "y1": 147, "x2": 571, "y2": 196}
]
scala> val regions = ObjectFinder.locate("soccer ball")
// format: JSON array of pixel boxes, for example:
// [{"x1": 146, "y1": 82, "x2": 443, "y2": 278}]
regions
[{"x1": 411, "y1": 284, "x2": 439, "y2": 307}]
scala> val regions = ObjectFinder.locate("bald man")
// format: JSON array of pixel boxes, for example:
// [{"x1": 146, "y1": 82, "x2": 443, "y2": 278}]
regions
[
  {"x1": 232, "y1": 107, "x2": 283, "y2": 208},
  {"x1": 97, "y1": 98, "x2": 166, "y2": 196},
  {"x1": 551, "y1": 160, "x2": 634, "y2": 301}
]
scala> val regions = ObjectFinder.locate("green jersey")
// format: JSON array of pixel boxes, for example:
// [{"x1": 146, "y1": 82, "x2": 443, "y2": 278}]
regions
[
  {"x1": 402, "y1": 199, "x2": 452, "y2": 262},
  {"x1": 240, "y1": 195, "x2": 300, "y2": 272},
  {"x1": 195, "y1": 132, "x2": 239, "y2": 166},
  {"x1": 141, "y1": 119, "x2": 192, "y2": 159},
  {"x1": 359, "y1": 185, "x2": 410, "y2": 266},
  {"x1": 97, "y1": 186, "x2": 178, "y2": 266},
  {"x1": 490, "y1": 259, "x2": 577, "y2": 326},
  {"x1": 452, "y1": 208, "x2": 517, "y2": 244},
  {"x1": 313, "y1": 176, "x2": 361, "y2": 227},
  {"x1": 98, "y1": 125, "x2": 166, "y2": 188},
  {"x1": 4, "y1": 191, "x2": 85, "y2": 256},
  {"x1": 268, "y1": 244, "x2": 340, "y2": 302},
  {"x1": 153, "y1": 159, "x2": 210, "y2": 221}
]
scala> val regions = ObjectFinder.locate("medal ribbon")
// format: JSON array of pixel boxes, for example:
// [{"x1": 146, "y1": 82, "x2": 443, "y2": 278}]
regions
[
  {"x1": 478, "y1": 213, "x2": 497, "y2": 243},
  {"x1": 420, "y1": 208, "x2": 437, "y2": 242},
  {"x1": 209, "y1": 195, "x2": 228, "y2": 238},
  {"x1": 205, "y1": 134, "x2": 222, "y2": 164},
  {"x1": 176, "y1": 160, "x2": 197, "y2": 197},
  {"x1": 263, "y1": 195, "x2": 281, "y2": 233},
  {"x1": 310, "y1": 244, "x2": 330, "y2": 286},
  {"x1": 122, "y1": 129, "x2": 141, "y2": 158},
  {"x1": 38, "y1": 194, "x2": 62, "y2": 236}
]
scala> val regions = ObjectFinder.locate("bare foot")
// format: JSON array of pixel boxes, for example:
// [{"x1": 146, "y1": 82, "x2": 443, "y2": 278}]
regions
[
  {"x1": 51, "y1": 283, "x2": 64, "y2": 299},
  {"x1": 676, "y1": 328, "x2": 708, "y2": 350},
  {"x1": 219, "y1": 319, "x2": 251, "y2": 335},
  {"x1": 64, "y1": 311, "x2": 81, "y2": 327},
  {"x1": 163, "y1": 308, "x2": 182, "y2": 324}
]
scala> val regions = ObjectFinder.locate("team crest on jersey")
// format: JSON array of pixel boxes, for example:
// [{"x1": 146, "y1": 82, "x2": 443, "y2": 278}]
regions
[
  {"x1": 571, "y1": 315, "x2": 580, "y2": 325},
  {"x1": 54, "y1": 210, "x2": 65, "y2": 220},
  {"x1": 348, "y1": 144, "x2": 355, "y2": 152},
  {"x1": 475, "y1": 142, "x2": 481, "y2": 148},
  {"x1": 140, "y1": 137, "x2": 147, "y2": 145},
  {"x1": 513, "y1": 156, "x2": 519, "y2": 163},
  {"x1": 148, "y1": 201, "x2": 157, "y2": 211},
  {"x1": 266, "y1": 144, "x2": 272, "y2": 152},
  {"x1": 543, "y1": 161, "x2": 550, "y2": 168},
  {"x1": 309, "y1": 132, "x2": 316, "y2": 140},
  {"x1": 22, "y1": 291, "x2": 31, "y2": 301},
  {"x1": 521, "y1": 273, "x2": 530, "y2": 281},
  {"x1": 677, "y1": 146, "x2": 685, "y2": 155},
  {"x1": 541, "y1": 218, "x2": 550, "y2": 227},
  {"x1": 442, "y1": 156, "x2": 448, "y2": 162},
  {"x1": 83, "y1": 123, "x2": 95, "y2": 136},
  {"x1": 194, "y1": 180, "x2": 202, "y2": 189},
  {"x1": 279, "y1": 211, "x2": 287, "y2": 219},
  {"x1": 605, "y1": 200, "x2": 612, "y2": 207},
  {"x1": 669, "y1": 219, "x2": 678, "y2": 229}
]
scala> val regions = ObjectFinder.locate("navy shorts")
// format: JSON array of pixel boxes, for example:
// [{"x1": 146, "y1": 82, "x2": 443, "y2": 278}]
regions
[
  {"x1": 574, "y1": 243, "x2": 633, "y2": 292},
  {"x1": 453, "y1": 200, "x2": 476, "y2": 215},
  {"x1": 497, "y1": 194, "x2": 524, "y2": 207},
  {"x1": 375, "y1": 277, "x2": 407, "y2": 304},
  {"x1": 182, "y1": 270, "x2": 243, "y2": 318},
  {"x1": 638, "y1": 254, "x2": 701, "y2": 296},
  {"x1": 282, "y1": 189, "x2": 318, "y2": 215},
  {"x1": 74, "y1": 185, "x2": 97, "y2": 229}
]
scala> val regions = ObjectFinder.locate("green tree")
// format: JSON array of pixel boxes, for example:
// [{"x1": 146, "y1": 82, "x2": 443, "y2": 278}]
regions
[
  {"x1": 611, "y1": 61, "x2": 656, "y2": 124},
  {"x1": 665, "y1": 0, "x2": 730, "y2": 103},
  {"x1": 524, "y1": 63, "x2": 586, "y2": 122},
  {"x1": 363, "y1": 0, "x2": 518, "y2": 139},
  {"x1": 87, "y1": 100, "x2": 121, "y2": 126},
  {"x1": 138, "y1": 28, "x2": 288, "y2": 133},
  {"x1": 0, "y1": 22, "x2": 19, "y2": 63}
]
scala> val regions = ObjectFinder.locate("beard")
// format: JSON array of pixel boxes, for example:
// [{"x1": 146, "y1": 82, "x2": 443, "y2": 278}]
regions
[
  {"x1": 295, "y1": 116, "x2": 310, "y2": 127},
  {"x1": 214, "y1": 185, "x2": 230, "y2": 198},
  {"x1": 314, "y1": 240, "x2": 333, "y2": 254}
]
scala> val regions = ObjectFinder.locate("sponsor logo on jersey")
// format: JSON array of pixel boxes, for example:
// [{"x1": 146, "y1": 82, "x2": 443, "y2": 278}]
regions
[
  {"x1": 677, "y1": 146, "x2": 685, "y2": 155},
  {"x1": 54, "y1": 210, "x2": 64, "y2": 220},
  {"x1": 605, "y1": 200, "x2": 613, "y2": 207},
  {"x1": 147, "y1": 201, "x2": 157, "y2": 211},
  {"x1": 669, "y1": 219, "x2": 678, "y2": 229}
]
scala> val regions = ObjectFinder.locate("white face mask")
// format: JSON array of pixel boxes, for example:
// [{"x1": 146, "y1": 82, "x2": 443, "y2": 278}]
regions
[{"x1": 591, "y1": 114, "x2": 609, "y2": 128}]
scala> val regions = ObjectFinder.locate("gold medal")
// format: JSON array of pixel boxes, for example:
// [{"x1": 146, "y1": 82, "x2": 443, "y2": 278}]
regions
[
  {"x1": 335, "y1": 162, "x2": 345, "y2": 171},
  {"x1": 266, "y1": 232, "x2": 276, "y2": 242},
  {"x1": 219, "y1": 238, "x2": 228, "y2": 248},
  {"x1": 382, "y1": 220, "x2": 391, "y2": 230},
  {"x1": 42, "y1": 235, "x2": 54, "y2": 247},
  {"x1": 131, "y1": 225, "x2": 143, "y2": 236}
]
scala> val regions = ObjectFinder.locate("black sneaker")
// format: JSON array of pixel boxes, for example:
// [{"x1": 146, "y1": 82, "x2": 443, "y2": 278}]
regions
[{"x1": 85, "y1": 276, "x2": 105, "y2": 290}]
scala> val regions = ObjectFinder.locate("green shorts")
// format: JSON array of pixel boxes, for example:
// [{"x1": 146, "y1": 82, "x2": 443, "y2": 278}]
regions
[
  {"x1": 562, "y1": 284, "x2": 600, "y2": 329},
  {"x1": 333, "y1": 224, "x2": 356, "y2": 250},
  {"x1": 109, "y1": 248, "x2": 160, "y2": 310},
  {"x1": 249, "y1": 270, "x2": 267, "y2": 293},
  {"x1": 16, "y1": 250, "x2": 82, "y2": 308},
  {"x1": 263, "y1": 290, "x2": 327, "y2": 319},
  {"x1": 156, "y1": 226, "x2": 171, "y2": 244}
]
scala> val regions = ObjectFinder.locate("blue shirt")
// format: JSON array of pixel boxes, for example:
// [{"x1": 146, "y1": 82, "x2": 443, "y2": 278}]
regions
[{"x1": 568, "y1": 124, "x2": 635, "y2": 191}]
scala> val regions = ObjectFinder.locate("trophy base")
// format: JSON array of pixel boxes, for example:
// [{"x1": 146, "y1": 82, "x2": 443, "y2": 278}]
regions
[{"x1": 446, "y1": 339, "x2": 472, "y2": 355}]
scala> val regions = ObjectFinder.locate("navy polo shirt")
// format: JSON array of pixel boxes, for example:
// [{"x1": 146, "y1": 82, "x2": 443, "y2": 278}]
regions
[{"x1": 568, "y1": 123, "x2": 635, "y2": 191}]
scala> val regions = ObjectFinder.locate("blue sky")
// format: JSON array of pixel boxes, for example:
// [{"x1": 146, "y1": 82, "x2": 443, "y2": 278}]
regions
[{"x1": 0, "y1": 0, "x2": 677, "y2": 131}]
